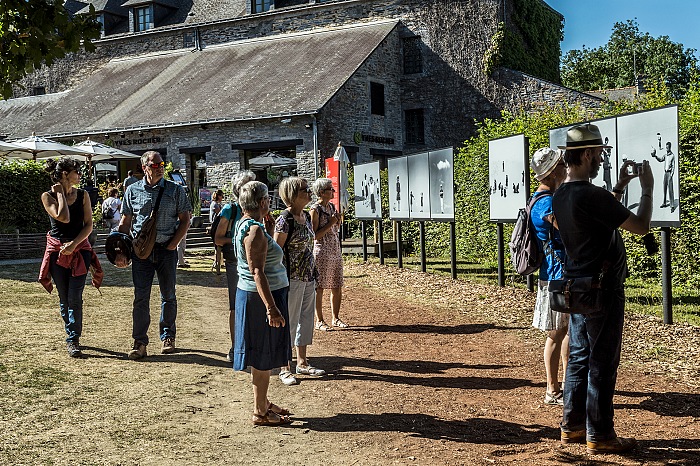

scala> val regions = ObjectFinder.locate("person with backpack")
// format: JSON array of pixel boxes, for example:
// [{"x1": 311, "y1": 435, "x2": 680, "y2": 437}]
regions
[
  {"x1": 529, "y1": 147, "x2": 569, "y2": 406},
  {"x1": 273, "y1": 177, "x2": 326, "y2": 386},
  {"x1": 215, "y1": 171, "x2": 256, "y2": 363},
  {"x1": 101, "y1": 187, "x2": 122, "y2": 231}
]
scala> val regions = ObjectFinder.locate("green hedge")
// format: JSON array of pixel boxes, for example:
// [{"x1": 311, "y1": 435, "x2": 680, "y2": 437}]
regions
[{"x1": 0, "y1": 160, "x2": 51, "y2": 233}]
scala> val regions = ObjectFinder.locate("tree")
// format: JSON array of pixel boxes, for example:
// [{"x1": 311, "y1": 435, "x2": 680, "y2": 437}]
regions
[
  {"x1": 561, "y1": 20, "x2": 698, "y2": 97},
  {"x1": 0, "y1": 0, "x2": 101, "y2": 99}
]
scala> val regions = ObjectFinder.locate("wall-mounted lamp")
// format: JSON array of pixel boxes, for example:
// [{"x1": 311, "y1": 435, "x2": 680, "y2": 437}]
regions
[
  {"x1": 120, "y1": 132, "x2": 126, "y2": 138},
  {"x1": 304, "y1": 123, "x2": 312, "y2": 129},
  {"x1": 280, "y1": 118, "x2": 292, "y2": 124},
  {"x1": 138, "y1": 131, "x2": 144, "y2": 137},
  {"x1": 104, "y1": 133, "x2": 110, "y2": 139}
]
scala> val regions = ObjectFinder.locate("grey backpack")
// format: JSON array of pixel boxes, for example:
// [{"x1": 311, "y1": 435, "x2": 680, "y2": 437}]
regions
[{"x1": 509, "y1": 192, "x2": 551, "y2": 275}]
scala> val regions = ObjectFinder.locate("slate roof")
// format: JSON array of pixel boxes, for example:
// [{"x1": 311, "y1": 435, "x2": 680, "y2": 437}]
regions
[
  {"x1": 0, "y1": 20, "x2": 398, "y2": 138},
  {"x1": 77, "y1": 0, "x2": 129, "y2": 16}
]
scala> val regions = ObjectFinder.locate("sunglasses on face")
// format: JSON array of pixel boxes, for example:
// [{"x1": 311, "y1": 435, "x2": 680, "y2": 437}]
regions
[
  {"x1": 325, "y1": 188, "x2": 336, "y2": 193},
  {"x1": 146, "y1": 161, "x2": 165, "y2": 168}
]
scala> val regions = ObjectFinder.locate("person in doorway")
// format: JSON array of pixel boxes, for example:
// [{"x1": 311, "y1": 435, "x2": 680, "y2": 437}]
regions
[
  {"x1": 215, "y1": 170, "x2": 257, "y2": 363},
  {"x1": 233, "y1": 181, "x2": 292, "y2": 426},
  {"x1": 274, "y1": 177, "x2": 326, "y2": 386},
  {"x1": 554, "y1": 124, "x2": 653, "y2": 454},
  {"x1": 38, "y1": 157, "x2": 102, "y2": 358},
  {"x1": 529, "y1": 147, "x2": 569, "y2": 406},
  {"x1": 119, "y1": 151, "x2": 191, "y2": 359},
  {"x1": 310, "y1": 178, "x2": 346, "y2": 331},
  {"x1": 210, "y1": 189, "x2": 225, "y2": 274}
]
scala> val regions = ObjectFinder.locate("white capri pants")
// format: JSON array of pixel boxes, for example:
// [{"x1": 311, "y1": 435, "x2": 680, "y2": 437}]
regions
[{"x1": 288, "y1": 279, "x2": 316, "y2": 347}]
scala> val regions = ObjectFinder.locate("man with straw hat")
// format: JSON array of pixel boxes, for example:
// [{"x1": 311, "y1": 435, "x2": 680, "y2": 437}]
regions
[{"x1": 552, "y1": 123, "x2": 653, "y2": 454}]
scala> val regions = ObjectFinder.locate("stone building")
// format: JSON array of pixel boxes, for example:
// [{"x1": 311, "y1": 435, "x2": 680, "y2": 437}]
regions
[{"x1": 0, "y1": 0, "x2": 600, "y2": 198}]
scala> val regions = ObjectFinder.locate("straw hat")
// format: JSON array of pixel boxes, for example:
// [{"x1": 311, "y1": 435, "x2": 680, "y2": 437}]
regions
[
  {"x1": 531, "y1": 147, "x2": 564, "y2": 181},
  {"x1": 559, "y1": 123, "x2": 613, "y2": 150}
]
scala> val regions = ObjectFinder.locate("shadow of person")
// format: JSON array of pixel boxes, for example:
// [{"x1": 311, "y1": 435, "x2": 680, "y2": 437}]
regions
[
  {"x1": 295, "y1": 412, "x2": 558, "y2": 444},
  {"x1": 616, "y1": 390, "x2": 700, "y2": 418}
]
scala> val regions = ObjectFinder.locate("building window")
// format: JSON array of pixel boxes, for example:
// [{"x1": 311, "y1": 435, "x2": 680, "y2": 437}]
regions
[
  {"x1": 403, "y1": 37, "x2": 423, "y2": 74},
  {"x1": 135, "y1": 6, "x2": 153, "y2": 32},
  {"x1": 370, "y1": 82, "x2": 385, "y2": 116},
  {"x1": 405, "y1": 109, "x2": 425, "y2": 144},
  {"x1": 96, "y1": 14, "x2": 105, "y2": 31},
  {"x1": 251, "y1": 0, "x2": 272, "y2": 13}
]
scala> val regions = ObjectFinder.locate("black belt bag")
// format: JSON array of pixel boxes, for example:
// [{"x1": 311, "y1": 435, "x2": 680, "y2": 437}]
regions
[{"x1": 548, "y1": 276, "x2": 604, "y2": 314}]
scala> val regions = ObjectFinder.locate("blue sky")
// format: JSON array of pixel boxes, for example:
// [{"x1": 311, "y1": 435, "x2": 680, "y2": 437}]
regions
[{"x1": 544, "y1": 1, "x2": 700, "y2": 56}]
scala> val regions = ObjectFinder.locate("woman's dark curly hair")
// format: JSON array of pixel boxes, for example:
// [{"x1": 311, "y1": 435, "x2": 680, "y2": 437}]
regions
[{"x1": 44, "y1": 157, "x2": 82, "y2": 183}]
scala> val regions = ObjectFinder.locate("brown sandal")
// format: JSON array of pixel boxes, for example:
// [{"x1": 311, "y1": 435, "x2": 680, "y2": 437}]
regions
[
  {"x1": 252, "y1": 410, "x2": 291, "y2": 426},
  {"x1": 268, "y1": 402, "x2": 290, "y2": 416}
]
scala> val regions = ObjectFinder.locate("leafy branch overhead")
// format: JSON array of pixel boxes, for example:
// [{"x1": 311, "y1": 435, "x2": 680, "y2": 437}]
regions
[{"x1": 0, "y1": 0, "x2": 101, "y2": 99}]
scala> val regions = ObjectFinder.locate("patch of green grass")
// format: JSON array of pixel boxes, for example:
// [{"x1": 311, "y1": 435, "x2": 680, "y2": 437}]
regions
[{"x1": 14, "y1": 365, "x2": 71, "y2": 391}]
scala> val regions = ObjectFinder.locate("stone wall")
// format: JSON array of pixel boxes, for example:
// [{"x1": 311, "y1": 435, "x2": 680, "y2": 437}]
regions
[{"x1": 317, "y1": 26, "x2": 403, "y2": 164}]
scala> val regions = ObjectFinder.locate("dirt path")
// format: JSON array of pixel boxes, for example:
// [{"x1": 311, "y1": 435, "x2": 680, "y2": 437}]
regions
[{"x1": 0, "y1": 258, "x2": 698, "y2": 465}]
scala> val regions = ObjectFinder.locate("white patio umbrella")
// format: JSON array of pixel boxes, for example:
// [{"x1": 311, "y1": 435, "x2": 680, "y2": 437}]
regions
[
  {"x1": 9, "y1": 133, "x2": 92, "y2": 160},
  {"x1": 73, "y1": 138, "x2": 141, "y2": 161},
  {"x1": 0, "y1": 140, "x2": 31, "y2": 158},
  {"x1": 248, "y1": 151, "x2": 297, "y2": 168},
  {"x1": 333, "y1": 142, "x2": 350, "y2": 214}
]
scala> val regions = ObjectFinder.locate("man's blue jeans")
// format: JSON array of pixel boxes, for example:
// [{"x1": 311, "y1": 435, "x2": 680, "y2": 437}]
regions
[
  {"x1": 49, "y1": 251, "x2": 90, "y2": 343},
  {"x1": 131, "y1": 244, "x2": 178, "y2": 345},
  {"x1": 561, "y1": 288, "x2": 625, "y2": 441}
]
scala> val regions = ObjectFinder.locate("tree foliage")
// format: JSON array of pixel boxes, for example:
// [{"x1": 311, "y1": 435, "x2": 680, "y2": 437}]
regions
[
  {"x1": 561, "y1": 20, "x2": 698, "y2": 97},
  {"x1": 0, "y1": 0, "x2": 101, "y2": 99}
]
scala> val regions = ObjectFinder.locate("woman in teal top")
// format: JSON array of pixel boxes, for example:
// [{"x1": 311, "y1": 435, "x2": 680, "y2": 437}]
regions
[{"x1": 233, "y1": 181, "x2": 292, "y2": 426}]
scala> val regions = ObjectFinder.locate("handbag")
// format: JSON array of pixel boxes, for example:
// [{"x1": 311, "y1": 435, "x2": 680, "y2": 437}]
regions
[
  {"x1": 132, "y1": 187, "x2": 165, "y2": 260},
  {"x1": 548, "y1": 276, "x2": 604, "y2": 314}
]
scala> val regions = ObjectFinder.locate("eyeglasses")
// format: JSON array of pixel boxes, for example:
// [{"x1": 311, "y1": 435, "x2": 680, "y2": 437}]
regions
[
  {"x1": 325, "y1": 188, "x2": 336, "y2": 193},
  {"x1": 146, "y1": 161, "x2": 165, "y2": 168}
]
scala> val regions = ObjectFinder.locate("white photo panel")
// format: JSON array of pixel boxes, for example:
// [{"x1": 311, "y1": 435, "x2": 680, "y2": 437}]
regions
[
  {"x1": 617, "y1": 105, "x2": 680, "y2": 227},
  {"x1": 388, "y1": 156, "x2": 410, "y2": 220},
  {"x1": 428, "y1": 148, "x2": 455, "y2": 220},
  {"x1": 488, "y1": 134, "x2": 527, "y2": 222},
  {"x1": 407, "y1": 152, "x2": 431, "y2": 220},
  {"x1": 353, "y1": 161, "x2": 382, "y2": 220},
  {"x1": 549, "y1": 117, "x2": 618, "y2": 191}
]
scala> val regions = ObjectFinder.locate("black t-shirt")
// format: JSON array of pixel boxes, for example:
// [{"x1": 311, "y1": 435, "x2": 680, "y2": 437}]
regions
[{"x1": 552, "y1": 181, "x2": 631, "y2": 287}]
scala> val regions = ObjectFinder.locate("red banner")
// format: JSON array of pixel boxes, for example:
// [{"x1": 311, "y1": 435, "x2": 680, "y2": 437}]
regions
[{"x1": 324, "y1": 157, "x2": 340, "y2": 208}]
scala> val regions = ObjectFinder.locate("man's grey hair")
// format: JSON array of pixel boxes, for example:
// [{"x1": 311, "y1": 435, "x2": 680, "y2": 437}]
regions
[
  {"x1": 312, "y1": 177, "x2": 333, "y2": 196},
  {"x1": 238, "y1": 181, "x2": 268, "y2": 212},
  {"x1": 232, "y1": 170, "x2": 256, "y2": 199},
  {"x1": 140, "y1": 150, "x2": 161, "y2": 167}
]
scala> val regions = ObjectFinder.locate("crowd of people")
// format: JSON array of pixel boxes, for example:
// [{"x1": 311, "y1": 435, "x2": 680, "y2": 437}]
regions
[
  {"x1": 39, "y1": 151, "x2": 348, "y2": 427},
  {"x1": 39, "y1": 126, "x2": 653, "y2": 450}
]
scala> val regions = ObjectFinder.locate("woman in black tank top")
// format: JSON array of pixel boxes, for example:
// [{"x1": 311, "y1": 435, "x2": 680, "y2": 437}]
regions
[{"x1": 40, "y1": 158, "x2": 95, "y2": 358}]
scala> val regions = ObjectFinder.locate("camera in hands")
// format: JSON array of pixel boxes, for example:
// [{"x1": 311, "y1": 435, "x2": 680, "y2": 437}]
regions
[{"x1": 627, "y1": 161, "x2": 643, "y2": 176}]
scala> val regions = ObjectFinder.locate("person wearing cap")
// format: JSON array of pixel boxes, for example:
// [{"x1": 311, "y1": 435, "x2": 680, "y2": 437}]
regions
[
  {"x1": 119, "y1": 151, "x2": 192, "y2": 359},
  {"x1": 553, "y1": 123, "x2": 653, "y2": 454},
  {"x1": 529, "y1": 147, "x2": 569, "y2": 407}
]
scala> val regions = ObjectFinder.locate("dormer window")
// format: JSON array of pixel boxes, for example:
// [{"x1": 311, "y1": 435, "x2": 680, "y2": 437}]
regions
[
  {"x1": 135, "y1": 5, "x2": 153, "y2": 31},
  {"x1": 251, "y1": 0, "x2": 272, "y2": 13}
]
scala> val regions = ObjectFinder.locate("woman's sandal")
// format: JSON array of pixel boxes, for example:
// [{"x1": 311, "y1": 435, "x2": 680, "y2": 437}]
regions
[
  {"x1": 315, "y1": 321, "x2": 333, "y2": 331},
  {"x1": 268, "y1": 402, "x2": 290, "y2": 416},
  {"x1": 332, "y1": 318, "x2": 349, "y2": 328},
  {"x1": 252, "y1": 410, "x2": 292, "y2": 426}
]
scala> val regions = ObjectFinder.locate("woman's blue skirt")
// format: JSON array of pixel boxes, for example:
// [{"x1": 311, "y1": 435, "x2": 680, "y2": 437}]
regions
[{"x1": 233, "y1": 287, "x2": 291, "y2": 371}]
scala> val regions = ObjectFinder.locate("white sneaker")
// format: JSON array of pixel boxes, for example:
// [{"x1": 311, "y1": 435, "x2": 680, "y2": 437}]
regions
[{"x1": 278, "y1": 370, "x2": 298, "y2": 386}]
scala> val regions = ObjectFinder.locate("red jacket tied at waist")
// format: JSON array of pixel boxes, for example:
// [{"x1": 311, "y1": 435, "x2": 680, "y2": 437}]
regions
[{"x1": 38, "y1": 234, "x2": 103, "y2": 293}]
